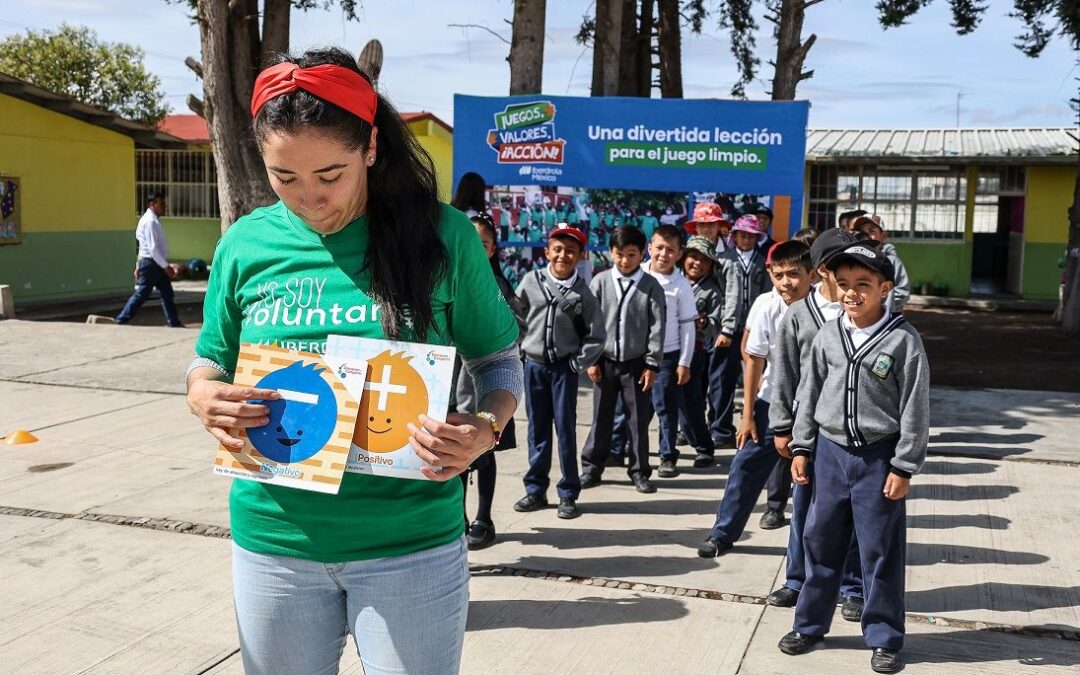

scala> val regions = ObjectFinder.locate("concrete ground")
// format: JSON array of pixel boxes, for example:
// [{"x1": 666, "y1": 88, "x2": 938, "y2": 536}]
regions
[{"x1": 1, "y1": 320, "x2": 1078, "y2": 674}]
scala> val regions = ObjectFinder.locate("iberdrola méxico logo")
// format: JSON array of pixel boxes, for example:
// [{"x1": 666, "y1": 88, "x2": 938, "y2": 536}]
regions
[{"x1": 487, "y1": 101, "x2": 567, "y2": 164}]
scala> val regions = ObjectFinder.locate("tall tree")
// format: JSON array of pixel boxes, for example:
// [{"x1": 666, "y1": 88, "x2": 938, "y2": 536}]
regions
[
  {"x1": 876, "y1": 0, "x2": 1080, "y2": 333},
  {"x1": 0, "y1": 24, "x2": 170, "y2": 124},
  {"x1": 171, "y1": 0, "x2": 363, "y2": 231},
  {"x1": 769, "y1": 0, "x2": 822, "y2": 101},
  {"x1": 509, "y1": 0, "x2": 548, "y2": 94}
]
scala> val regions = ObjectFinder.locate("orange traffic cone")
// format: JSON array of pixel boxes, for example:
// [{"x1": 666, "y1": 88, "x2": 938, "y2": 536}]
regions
[{"x1": 2, "y1": 430, "x2": 38, "y2": 445}]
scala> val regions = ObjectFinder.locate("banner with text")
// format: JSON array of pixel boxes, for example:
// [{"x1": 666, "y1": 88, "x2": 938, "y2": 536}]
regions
[{"x1": 453, "y1": 94, "x2": 810, "y2": 235}]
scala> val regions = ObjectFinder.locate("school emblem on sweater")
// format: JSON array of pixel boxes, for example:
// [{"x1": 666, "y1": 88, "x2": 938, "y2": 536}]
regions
[{"x1": 871, "y1": 353, "x2": 895, "y2": 379}]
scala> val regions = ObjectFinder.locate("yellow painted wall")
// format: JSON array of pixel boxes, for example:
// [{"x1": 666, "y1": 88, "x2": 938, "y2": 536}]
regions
[
  {"x1": 408, "y1": 118, "x2": 454, "y2": 202},
  {"x1": 0, "y1": 93, "x2": 135, "y2": 233},
  {"x1": 1024, "y1": 165, "x2": 1075, "y2": 244}
]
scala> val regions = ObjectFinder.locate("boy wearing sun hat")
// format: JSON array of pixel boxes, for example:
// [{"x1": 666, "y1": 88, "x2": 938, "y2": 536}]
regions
[{"x1": 778, "y1": 242, "x2": 929, "y2": 675}]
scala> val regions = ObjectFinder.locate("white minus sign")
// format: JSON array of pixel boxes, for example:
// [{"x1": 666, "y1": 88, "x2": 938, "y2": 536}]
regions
[{"x1": 277, "y1": 388, "x2": 318, "y2": 404}]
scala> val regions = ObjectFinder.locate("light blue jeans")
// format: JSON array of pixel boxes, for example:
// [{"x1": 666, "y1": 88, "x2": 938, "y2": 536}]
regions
[{"x1": 231, "y1": 537, "x2": 470, "y2": 675}]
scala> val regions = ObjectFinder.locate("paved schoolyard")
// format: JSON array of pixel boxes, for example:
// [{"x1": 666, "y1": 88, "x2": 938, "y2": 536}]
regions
[{"x1": 0, "y1": 320, "x2": 1078, "y2": 674}]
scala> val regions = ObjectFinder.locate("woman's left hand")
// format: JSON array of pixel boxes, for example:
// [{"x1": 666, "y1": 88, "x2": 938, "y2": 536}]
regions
[{"x1": 408, "y1": 413, "x2": 495, "y2": 480}]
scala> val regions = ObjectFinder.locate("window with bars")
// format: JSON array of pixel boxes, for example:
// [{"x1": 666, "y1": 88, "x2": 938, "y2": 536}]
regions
[
  {"x1": 135, "y1": 150, "x2": 220, "y2": 219},
  {"x1": 807, "y1": 164, "x2": 971, "y2": 240}
]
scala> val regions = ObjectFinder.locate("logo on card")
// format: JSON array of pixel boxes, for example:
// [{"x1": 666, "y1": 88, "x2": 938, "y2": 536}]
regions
[{"x1": 871, "y1": 353, "x2": 894, "y2": 379}]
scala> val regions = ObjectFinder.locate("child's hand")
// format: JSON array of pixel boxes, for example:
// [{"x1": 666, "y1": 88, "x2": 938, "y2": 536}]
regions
[
  {"x1": 587, "y1": 364, "x2": 602, "y2": 384},
  {"x1": 774, "y1": 434, "x2": 792, "y2": 458},
  {"x1": 883, "y1": 473, "x2": 910, "y2": 500},
  {"x1": 715, "y1": 334, "x2": 732, "y2": 349},
  {"x1": 676, "y1": 365, "x2": 690, "y2": 386},
  {"x1": 791, "y1": 456, "x2": 811, "y2": 485},
  {"x1": 695, "y1": 315, "x2": 705, "y2": 330},
  {"x1": 639, "y1": 368, "x2": 656, "y2": 392},
  {"x1": 735, "y1": 415, "x2": 758, "y2": 449}
]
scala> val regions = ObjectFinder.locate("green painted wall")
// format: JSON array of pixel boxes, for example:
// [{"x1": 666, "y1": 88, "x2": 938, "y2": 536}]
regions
[
  {"x1": 1021, "y1": 242, "x2": 1065, "y2": 300},
  {"x1": 0, "y1": 230, "x2": 134, "y2": 303},
  {"x1": 891, "y1": 241, "x2": 972, "y2": 297},
  {"x1": 162, "y1": 216, "x2": 220, "y2": 262}
]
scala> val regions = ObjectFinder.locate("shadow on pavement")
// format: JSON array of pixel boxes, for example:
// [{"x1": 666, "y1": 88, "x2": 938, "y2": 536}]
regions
[
  {"x1": 919, "y1": 460, "x2": 1000, "y2": 475},
  {"x1": 578, "y1": 498, "x2": 723, "y2": 516},
  {"x1": 511, "y1": 551, "x2": 784, "y2": 578},
  {"x1": 905, "y1": 514, "x2": 1011, "y2": 530},
  {"x1": 497, "y1": 527, "x2": 710, "y2": 550},
  {"x1": 907, "y1": 543, "x2": 1049, "y2": 566},
  {"x1": 929, "y1": 432, "x2": 1044, "y2": 445},
  {"x1": 908, "y1": 484, "x2": 1020, "y2": 501},
  {"x1": 815, "y1": 630, "x2": 1080, "y2": 667},
  {"x1": 907, "y1": 583, "x2": 1080, "y2": 620},
  {"x1": 466, "y1": 594, "x2": 690, "y2": 631}
]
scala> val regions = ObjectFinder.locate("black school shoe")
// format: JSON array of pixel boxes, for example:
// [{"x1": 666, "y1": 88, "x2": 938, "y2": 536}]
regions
[
  {"x1": 766, "y1": 586, "x2": 800, "y2": 607},
  {"x1": 580, "y1": 472, "x2": 602, "y2": 489},
  {"x1": 778, "y1": 631, "x2": 824, "y2": 655},
  {"x1": 870, "y1": 648, "x2": 903, "y2": 673},
  {"x1": 696, "y1": 536, "x2": 733, "y2": 558},
  {"x1": 466, "y1": 520, "x2": 496, "y2": 550},
  {"x1": 557, "y1": 497, "x2": 581, "y2": 519},
  {"x1": 513, "y1": 493, "x2": 549, "y2": 512},
  {"x1": 693, "y1": 453, "x2": 715, "y2": 468},
  {"x1": 675, "y1": 431, "x2": 689, "y2": 446},
  {"x1": 632, "y1": 474, "x2": 657, "y2": 494},
  {"x1": 841, "y1": 595, "x2": 865, "y2": 622},
  {"x1": 759, "y1": 508, "x2": 787, "y2": 530},
  {"x1": 658, "y1": 460, "x2": 679, "y2": 478}
]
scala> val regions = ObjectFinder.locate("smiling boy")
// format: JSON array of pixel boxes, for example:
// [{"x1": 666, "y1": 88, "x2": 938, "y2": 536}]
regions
[{"x1": 778, "y1": 243, "x2": 930, "y2": 675}]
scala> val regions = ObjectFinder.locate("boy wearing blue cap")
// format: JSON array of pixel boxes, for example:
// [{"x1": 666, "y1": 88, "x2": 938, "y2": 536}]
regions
[{"x1": 778, "y1": 242, "x2": 930, "y2": 675}]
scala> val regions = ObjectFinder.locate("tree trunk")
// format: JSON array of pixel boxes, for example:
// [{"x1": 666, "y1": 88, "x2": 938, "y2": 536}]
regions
[
  {"x1": 771, "y1": 0, "x2": 816, "y2": 101},
  {"x1": 635, "y1": 0, "x2": 655, "y2": 97},
  {"x1": 508, "y1": 0, "x2": 547, "y2": 95},
  {"x1": 616, "y1": 0, "x2": 639, "y2": 95},
  {"x1": 197, "y1": 0, "x2": 275, "y2": 232},
  {"x1": 656, "y1": 0, "x2": 682, "y2": 97},
  {"x1": 261, "y1": 0, "x2": 290, "y2": 64},
  {"x1": 1060, "y1": 152, "x2": 1080, "y2": 333},
  {"x1": 591, "y1": 0, "x2": 625, "y2": 96}
]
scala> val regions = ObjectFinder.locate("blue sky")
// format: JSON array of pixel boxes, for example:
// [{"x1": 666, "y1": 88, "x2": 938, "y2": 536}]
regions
[{"x1": 1, "y1": 0, "x2": 1075, "y2": 128}]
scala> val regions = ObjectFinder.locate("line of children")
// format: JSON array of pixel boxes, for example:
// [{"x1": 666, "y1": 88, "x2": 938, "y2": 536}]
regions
[
  {"x1": 778, "y1": 241, "x2": 930, "y2": 674},
  {"x1": 644, "y1": 225, "x2": 699, "y2": 478},
  {"x1": 580, "y1": 225, "x2": 667, "y2": 494},
  {"x1": 514, "y1": 224, "x2": 607, "y2": 520},
  {"x1": 698, "y1": 239, "x2": 814, "y2": 558}
]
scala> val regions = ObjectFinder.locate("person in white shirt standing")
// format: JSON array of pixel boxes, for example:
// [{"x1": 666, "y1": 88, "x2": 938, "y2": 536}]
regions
[{"x1": 115, "y1": 191, "x2": 183, "y2": 327}]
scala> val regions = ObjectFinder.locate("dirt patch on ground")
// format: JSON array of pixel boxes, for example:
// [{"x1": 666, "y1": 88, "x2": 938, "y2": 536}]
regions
[{"x1": 904, "y1": 307, "x2": 1080, "y2": 392}]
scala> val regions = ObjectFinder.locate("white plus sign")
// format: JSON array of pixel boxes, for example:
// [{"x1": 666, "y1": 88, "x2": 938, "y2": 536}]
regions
[{"x1": 365, "y1": 365, "x2": 408, "y2": 411}]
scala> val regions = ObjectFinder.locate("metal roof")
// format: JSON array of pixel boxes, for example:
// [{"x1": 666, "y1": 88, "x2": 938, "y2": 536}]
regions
[
  {"x1": 807, "y1": 127, "x2": 1077, "y2": 164},
  {"x1": 0, "y1": 71, "x2": 187, "y2": 149}
]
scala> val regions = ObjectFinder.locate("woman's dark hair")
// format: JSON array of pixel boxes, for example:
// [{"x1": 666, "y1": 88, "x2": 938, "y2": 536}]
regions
[
  {"x1": 453, "y1": 172, "x2": 488, "y2": 214},
  {"x1": 469, "y1": 213, "x2": 508, "y2": 283},
  {"x1": 253, "y1": 47, "x2": 448, "y2": 340}
]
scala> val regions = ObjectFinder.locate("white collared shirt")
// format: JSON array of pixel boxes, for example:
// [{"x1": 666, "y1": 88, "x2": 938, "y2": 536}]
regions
[
  {"x1": 645, "y1": 260, "x2": 697, "y2": 367},
  {"x1": 744, "y1": 288, "x2": 789, "y2": 403},
  {"x1": 813, "y1": 285, "x2": 843, "y2": 322},
  {"x1": 135, "y1": 208, "x2": 169, "y2": 268},
  {"x1": 737, "y1": 247, "x2": 755, "y2": 265},
  {"x1": 843, "y1": 308, "x2": 893, "y2": 350},
  {"x1": 547, "y1": 265, "x2": 579, "y2": 289}
]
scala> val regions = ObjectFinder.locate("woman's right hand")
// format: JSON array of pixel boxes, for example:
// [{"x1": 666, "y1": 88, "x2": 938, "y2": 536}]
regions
[{"x1": 187, "y1": 379, "x2": 279, "y2": 449}]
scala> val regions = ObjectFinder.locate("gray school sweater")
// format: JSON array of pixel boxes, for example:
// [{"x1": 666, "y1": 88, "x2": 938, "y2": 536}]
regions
[
  {"x1": 719, "y1": 248, "x2": 768, "y2": 332},
  {"x1": 516, "y1": 269, "x2": 606, "y2": 372},
  {"x1": 791, "y1": 315, "x2": 931, "y2": 477},
  {"x1": 768, "y1": 294, "x2": 833, "y2": 435},
  {"x1": 711, "y1": 254, "x2": 742, "y2": 337},
  {"x1": 690, "y1": 274, "x2": 724, "y2": 344},
  {"x1": 589, "y1": 268, "x2": 666, "y2": 369},
  {"x1": 881, "y1": 243, "x2": 911, "y2": 312}
]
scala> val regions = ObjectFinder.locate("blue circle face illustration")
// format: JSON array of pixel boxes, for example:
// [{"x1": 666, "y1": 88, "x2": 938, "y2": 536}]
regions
[{"x1": 247, "y1": 362, "x2": 336, "y2": 464}]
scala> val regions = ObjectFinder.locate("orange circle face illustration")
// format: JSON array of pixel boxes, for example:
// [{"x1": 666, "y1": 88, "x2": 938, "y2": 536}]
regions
[{"x1": 353, "y1": 350, "x2": 429, "y2": 453}]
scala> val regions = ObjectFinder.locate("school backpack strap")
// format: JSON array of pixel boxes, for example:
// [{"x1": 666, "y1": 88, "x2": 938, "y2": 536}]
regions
[{"x1": 538, "y1": 269, "x2": 588, "y2": 339}]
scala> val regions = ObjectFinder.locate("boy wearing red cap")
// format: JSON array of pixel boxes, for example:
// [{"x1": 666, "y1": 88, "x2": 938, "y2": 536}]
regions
[{"x1": 514, "y1": 225, "x2": 606, "y2": 519}]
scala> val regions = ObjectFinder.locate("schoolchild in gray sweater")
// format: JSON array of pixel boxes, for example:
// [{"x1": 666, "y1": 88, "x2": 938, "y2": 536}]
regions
[
  {"x1": 513, "y1": 225, "x2": 606, "y2": 519},
  {"x1": 779, "y1": 242, "x2": 930, "y2": 675},
  {"x1": 677, "y1": 236, "x2": 725, "y2": 467},
  {"x1": 580, "y1": 225, "x2": 667, "y2": 494},
  {"x1": 853, "y1": 215, "x2": 910, "y2": 313}
]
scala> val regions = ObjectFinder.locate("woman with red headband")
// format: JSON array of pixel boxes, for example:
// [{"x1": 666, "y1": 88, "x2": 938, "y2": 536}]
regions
[{"x1": 185, "y1": 48, "x2": 522, "y2": 674}]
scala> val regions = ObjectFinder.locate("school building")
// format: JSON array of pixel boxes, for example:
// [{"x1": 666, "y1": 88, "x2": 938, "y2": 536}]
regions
[
  {"x1": 804, "y1": 128, "x2": 1076, "y2": 300},
  {"x1": 149, "y1": 113, "x2": 454, "y2": 263},
  {"x1": 0, "y1": 72, "x2": 185, "y2": 306}
]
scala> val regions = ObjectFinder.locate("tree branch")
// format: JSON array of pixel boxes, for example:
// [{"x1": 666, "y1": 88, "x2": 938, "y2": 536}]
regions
[
  {"x1": 184, "y1": 56, "x2": 203, "y2": 79},
  {"x1": 448, "y1": 23, "x2": 511, "y2": 45}
]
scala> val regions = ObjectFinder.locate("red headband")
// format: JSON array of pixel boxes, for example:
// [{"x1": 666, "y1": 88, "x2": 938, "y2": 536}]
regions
[{"x1": 250, "y1": 62, "x2": 378, "y2": 123}]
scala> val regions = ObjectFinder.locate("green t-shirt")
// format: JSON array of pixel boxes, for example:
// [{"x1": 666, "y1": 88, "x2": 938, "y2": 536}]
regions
[{"x1": 196, "y1": 201, "x2": 518, "y2": 563}]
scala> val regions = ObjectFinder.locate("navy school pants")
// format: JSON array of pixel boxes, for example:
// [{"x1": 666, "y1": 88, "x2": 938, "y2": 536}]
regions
[
  {"x1": 651, "y1": 350, "x2": 681, "y2": 463},
  {"x1": 793, "y1": 434, "x2": 906, "y2": 650},
  {"x1": 678, "y1": 347, "x2": 715, "y2": 456},
  {"x1": 523, "y1": 358, "x2": 581, "y2": 500},
  {"x1": 581, "y1": 357, "x2": 654, "y2": 480},
  {"x1": 708, "y1": 328, "x2": 743, "y2": 444},
  {"x1": 708, "y1": 399, "x2": 776, "y2": 544},
  {"x1": 784, "y1": 474, "x2": 864, "y2": 599}
]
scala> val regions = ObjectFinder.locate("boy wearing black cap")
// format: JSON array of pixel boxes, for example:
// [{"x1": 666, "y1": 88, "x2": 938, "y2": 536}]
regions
[
  {"x1": 514, "y1": 224, "x2": 607, "y2": 519},
  {"x1": 765, "y1": 228, "x2": 865, "y2": 618},
  {"x1": 778, "y1": 242, "x2": 930, "y2": 675},
  {"x1": 852, "y1": 214, "x2": 911, "y2": 313}
]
